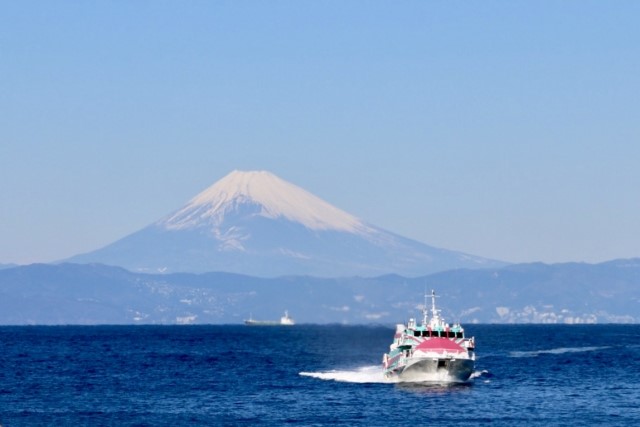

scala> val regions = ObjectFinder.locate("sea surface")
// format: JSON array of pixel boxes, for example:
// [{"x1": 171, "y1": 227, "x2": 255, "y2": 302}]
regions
[{"x1": 1, "y1": 324, "x2": 639, "y2": 426}]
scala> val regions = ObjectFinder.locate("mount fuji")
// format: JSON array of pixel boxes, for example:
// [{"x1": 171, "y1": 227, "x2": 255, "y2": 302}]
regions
[{"x1": 66, "y1": 170, "x2": 506, "y2": 277}]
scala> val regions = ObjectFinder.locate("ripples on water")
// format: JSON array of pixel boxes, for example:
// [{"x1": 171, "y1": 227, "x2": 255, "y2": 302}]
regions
[{"x1": 0, "y1": 324, "x2": 639, "y2": 426}]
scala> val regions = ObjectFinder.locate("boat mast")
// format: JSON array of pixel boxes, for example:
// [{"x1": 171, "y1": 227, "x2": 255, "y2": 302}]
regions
[
  {"x1": 422, "y1": 291, "x2": 429, "y2": 325},
  {"x1": 421, "y1": 289, "x2": 443, "y2": 326},
  {"x1": 430, "y1": 289, "x2": 441, "y2": 325}
]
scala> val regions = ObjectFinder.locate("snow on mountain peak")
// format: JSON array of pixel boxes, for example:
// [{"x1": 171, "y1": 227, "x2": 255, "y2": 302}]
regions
[{"x1": 161, "y1": 170, "x2": 370, "y2": 233}]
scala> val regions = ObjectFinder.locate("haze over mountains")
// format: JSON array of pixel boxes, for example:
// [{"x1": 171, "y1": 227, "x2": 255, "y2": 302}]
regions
[{"x1": 66, "y1": 170, "x2": 505, "y2": 277}]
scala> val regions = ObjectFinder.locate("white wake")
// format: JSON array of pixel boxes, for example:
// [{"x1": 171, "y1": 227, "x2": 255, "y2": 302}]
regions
[
  {"x1": 300, "y1": 366, "x2": 488, "y2": 384},
  {"x1": 509, "y1": 346, "x2": 609, "y2": 358},
  {"x1": 470, "y1": 369, "x2": 490, "y2": 379},
  {"x1": 299, "y1": 365, "x2": 388, "y2": 383}
]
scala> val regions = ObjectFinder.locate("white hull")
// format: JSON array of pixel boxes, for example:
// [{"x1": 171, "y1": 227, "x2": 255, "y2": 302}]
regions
[{"x1": 389, "y1": 357, "x2": 474, "y2": 383}]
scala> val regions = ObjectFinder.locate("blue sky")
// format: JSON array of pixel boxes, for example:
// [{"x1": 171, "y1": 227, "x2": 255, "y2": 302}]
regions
[{"x1": 1, "y1": 1, "x2": 639, "y2": 265}]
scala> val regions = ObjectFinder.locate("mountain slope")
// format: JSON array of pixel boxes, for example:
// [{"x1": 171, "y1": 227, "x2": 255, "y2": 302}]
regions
[{"x1": 66, "y1": 170, "x2": 505, "y2": 276}]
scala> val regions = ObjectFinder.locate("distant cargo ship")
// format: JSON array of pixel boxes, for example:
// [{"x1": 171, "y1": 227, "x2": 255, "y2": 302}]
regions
[{"x1": 244, "y1": 310, "x2": 295, "y2": 326}]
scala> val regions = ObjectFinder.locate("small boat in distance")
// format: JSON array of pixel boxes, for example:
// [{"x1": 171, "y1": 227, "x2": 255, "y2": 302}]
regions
[
  {"x1": 244, "y1": 310, "x2": 295, "y2": 326},
  {"x1": 382, "y1": 290, "x2": 476, "y2": 383}
]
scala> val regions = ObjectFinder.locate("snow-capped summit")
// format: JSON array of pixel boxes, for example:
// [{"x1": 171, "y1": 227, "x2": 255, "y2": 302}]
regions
[
  {"x1": 66, "y1": 170, "x2": 506, "y2": 276},
  {"x1": 161, "y1": 170, "x2": 370, "y2": 234}
]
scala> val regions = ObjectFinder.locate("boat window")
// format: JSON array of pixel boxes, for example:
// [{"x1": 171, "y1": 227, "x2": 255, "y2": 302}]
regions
[
  {"x1": 456, "y1": 332, "x2": 463, "y2": 339},
  {"x1": 414, "y1": 331, "x2": 420, "y2": 337}
]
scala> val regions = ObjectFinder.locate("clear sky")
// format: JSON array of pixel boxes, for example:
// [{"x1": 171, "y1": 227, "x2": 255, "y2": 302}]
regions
[{"x1": 1, "y1": 1, "x2": 639, "y2": 265}]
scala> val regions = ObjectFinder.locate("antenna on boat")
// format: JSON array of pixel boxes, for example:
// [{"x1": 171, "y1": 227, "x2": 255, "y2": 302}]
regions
[
  {"x1": 421, "y1": 289, "x2": 428, "y2": 326},
  {"x1": 430, "y1": 289, "x2": 441, "y2": 324}
]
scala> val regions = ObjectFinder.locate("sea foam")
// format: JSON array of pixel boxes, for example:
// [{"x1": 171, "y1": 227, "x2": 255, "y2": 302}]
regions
[
  {"x1": 509, "y1": 346, "x2": 609, "y2": 358},
  {"x1": 299, "y1": 365, "x2": 388, "y2": 383}
]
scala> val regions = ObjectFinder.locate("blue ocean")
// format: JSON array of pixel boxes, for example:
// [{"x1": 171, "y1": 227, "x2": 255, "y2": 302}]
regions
[{"x1": 1, "y1": 324, "x2": 639, "y2": 426}]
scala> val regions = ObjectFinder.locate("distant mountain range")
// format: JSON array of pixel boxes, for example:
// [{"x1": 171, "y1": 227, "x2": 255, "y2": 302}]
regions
[
  {"x1": 65, "y1": 170, "x2": 505, "y2": 277},
  {"x1": 1, "y1": 259, "x2": 637, "y2": 325},
  {"x1": 5, "y1": 171, "x2": 636, "y2": 325}
]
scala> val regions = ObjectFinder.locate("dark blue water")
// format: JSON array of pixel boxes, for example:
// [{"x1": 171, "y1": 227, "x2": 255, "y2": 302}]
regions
[{"x1": 1, "y1": 324, "x2": 639, "y2": 426}]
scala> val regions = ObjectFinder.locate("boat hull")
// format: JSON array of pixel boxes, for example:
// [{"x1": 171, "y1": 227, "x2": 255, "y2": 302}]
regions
[
  {"x1": 386, "y1": 357, "x2": 474, "y2": 383},
  {"x1": 244, "y1": 320, "x2": 281, "y2": 326}
]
